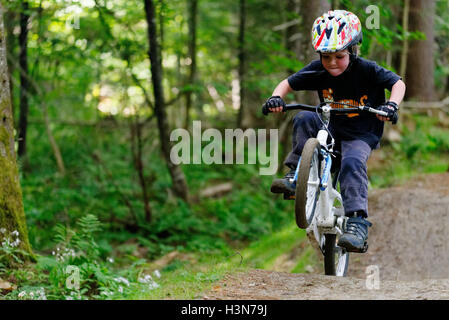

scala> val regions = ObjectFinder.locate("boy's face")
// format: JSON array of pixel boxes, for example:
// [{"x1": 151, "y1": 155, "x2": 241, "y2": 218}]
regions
[{"x1": 321, "y1": 50, "x2": 350, "y2": 77}]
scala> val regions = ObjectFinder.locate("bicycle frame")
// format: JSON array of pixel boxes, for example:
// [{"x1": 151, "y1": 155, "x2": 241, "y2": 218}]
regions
[
  {"x1": 294, "y1": 105, "x2": 346, "y2": 254},
  {"x1": 263, "y1": 101, "x2": 388, "y2": 275}
]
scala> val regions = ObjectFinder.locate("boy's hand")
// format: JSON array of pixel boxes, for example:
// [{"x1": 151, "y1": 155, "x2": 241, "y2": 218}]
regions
[
  {"x1": 263, "y1": 96, "x2": 286, "y2": 113},
  {"x1": 376, "y1": 101, "x2": 398, "y2": 124}
]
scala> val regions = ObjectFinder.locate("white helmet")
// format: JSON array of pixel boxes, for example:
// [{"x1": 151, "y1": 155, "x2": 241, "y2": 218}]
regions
[{"x1": 311, "y1": 10, "x2": 362, "y2": 53}]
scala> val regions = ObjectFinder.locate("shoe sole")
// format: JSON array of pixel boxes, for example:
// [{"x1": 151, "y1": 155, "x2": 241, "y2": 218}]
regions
[
  {"x1": 270, "y1": 180, "x2": 295, "y2": 194},
  {"x1": 337, "y1": 240, "x2": 369, "y2": 253}
]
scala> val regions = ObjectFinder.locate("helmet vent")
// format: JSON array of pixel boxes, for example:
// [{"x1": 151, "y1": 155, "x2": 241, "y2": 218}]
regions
[
  {"x1": 337, "y1": 22, "x2": 346, "y2": 34},
  {"x1": 325, "y1": 28, "x2": 332, "y2": 39}
]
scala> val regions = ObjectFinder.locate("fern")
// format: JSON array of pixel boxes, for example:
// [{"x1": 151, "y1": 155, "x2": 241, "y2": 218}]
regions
[
  {"x1": 76, "y1": 214, "x2": 102, "y2": 239},
  {"x1": 53, "y1": 224, "x2": 75, "y2": 245}
]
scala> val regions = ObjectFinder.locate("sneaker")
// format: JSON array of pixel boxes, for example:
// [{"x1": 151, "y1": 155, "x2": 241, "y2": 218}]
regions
[
  {"x1": 337, "y1": 216, "x2": 372, "y2": 253},
  {"x1": 270, "y1": 168, "x2": 296, "y2": 194}
]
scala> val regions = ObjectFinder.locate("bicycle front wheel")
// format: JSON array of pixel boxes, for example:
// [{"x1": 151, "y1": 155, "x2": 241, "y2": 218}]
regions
[
  {"x1": 295, "y1": 138, "x2": 321, "y2": 229},
  {"x1": 324, "y1": 233, "x2": 349, "y2": 276}
]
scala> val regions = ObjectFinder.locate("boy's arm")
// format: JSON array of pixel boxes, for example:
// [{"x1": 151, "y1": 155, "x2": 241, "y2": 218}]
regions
[
  {"x1": 376, "y1": 79, "x2": 406, "y2": 122},
  {"x1": 272, "y1": 79, "x2": 293, "y2": 98},
  {"x1": 388, "y1": 79, "x2": 406, "y2": 106}
]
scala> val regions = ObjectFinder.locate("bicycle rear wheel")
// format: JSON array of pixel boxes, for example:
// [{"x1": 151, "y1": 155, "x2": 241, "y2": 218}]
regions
[
  {"x1": 295, "y1": 138, "x2": 321, "y2": 229},
  {"x1": 324, "y1": 233, "x2": 349, "y2": 276}
]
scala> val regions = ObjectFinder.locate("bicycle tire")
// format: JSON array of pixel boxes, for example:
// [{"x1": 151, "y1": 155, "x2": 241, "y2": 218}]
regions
[
  {"x1": 295, "y1": 138, "x2": 321, "y2": 229},
  {"x1": 324, "y1": 233, "x2": 349, "y2": 276}
]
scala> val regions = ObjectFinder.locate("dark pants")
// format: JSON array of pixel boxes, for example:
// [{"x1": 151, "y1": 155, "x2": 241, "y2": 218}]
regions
[{"x1": 284, "y1": 111, "x2": 371, "y2": 217}]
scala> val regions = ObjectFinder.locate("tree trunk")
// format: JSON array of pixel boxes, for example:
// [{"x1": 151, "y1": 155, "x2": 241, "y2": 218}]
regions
[
  {"x1": 298, "y1": 0, "x2": 330, "y2": 105},
  {"x1": 4, "y1": 8, "x2": 15, "y2": 123},
  {"x1": 184, "y1": 0, "x2": 198, "y2": 130},
  {"x1": 236, "y1": 0, "x2": 245, "y2": 128},
  {"x1": 405, "y1": 0, "x2": 436, "y2": 101},
  {"x1": 331, "y1": 0, "x2": 339, "y2": 9},
  {"x1": 143, "y1": 0, "x2": 189, "y2": 202},
  {"x1": 285, "y1": 0, "x2": 300, "y2": 73},
  {"x1": 0, "y1": 3, "x2": 33, "y2": 260},
  {"x1": 130, "y1": 115, "x2": 152, "y2": 223},
  {"x1": 18, "y1": 1, "x2": 29, "y2": 158},
  {"x1": 273, "y1": 0, "x2": 330, "y2": 174},
  {"x1": 399, "y1": 0, "x2": 410, "y2": 80},
  {"x1": 277, "y1": 0, "x2": 299, "y2": 174}
]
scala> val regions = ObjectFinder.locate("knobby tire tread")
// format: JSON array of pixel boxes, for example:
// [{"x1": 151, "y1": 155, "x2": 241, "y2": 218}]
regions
[{"x1": 295, "y1": 138, "x2": 321, "y2": 229}]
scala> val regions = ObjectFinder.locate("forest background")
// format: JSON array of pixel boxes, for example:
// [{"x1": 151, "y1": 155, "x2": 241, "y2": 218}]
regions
[{"x1": 0, "y1": 0, "x2": 448, "y2": 300}]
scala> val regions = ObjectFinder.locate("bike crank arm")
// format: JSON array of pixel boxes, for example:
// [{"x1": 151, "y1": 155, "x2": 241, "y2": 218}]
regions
[
  {"x1": 317, "y1": 215, "x2": 347, "y2": 231},
  {"x1": 290, "y1": 157, "x2": 301, "y2": 185}
]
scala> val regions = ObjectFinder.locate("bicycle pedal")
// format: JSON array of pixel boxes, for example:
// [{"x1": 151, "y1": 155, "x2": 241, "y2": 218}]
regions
[
  {"x1": 361, "y1": 242, "x2": 369, "y2": 253},
  {"x1": 352, "y1": 242, "x2": 369, "y2": 253},
  {"x1": 283, "y1": 192, "x2": 295, "y2": 200}
]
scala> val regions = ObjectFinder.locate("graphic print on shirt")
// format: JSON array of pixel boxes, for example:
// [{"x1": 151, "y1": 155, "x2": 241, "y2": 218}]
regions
[{"x1": 322, "y1": 88, "x2": 368, "y2": 118}]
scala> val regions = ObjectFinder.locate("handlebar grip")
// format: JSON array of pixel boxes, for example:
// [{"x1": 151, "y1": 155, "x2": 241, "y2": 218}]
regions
[
  {"x1": 262, "y1": 104, "x2": 287, "y2": 116},
  {"x1": 362, "y1": 105, "x2": 388, "y2": 117}
]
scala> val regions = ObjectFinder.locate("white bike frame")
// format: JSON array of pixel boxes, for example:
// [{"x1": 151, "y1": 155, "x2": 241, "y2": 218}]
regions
[
  {"x1": 303, "y1": 105, "x2": 347, "y2": 255},
  {"x1": 265, "y1": 101, "x2": 389, "y2": 275}
]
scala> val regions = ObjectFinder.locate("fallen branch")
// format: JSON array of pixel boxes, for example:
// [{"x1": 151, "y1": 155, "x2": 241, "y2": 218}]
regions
[
  {"x1": 199, "y1": 182, "x2": 233, "y2": 198},
  {"x1": 401, "y1": 97, "x2": 449, "y2": 110}
]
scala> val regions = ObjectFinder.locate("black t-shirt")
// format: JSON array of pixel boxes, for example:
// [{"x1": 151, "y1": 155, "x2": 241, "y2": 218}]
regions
[{"x1": 287, "y1": 57, "x2": 401, "y2": 149}]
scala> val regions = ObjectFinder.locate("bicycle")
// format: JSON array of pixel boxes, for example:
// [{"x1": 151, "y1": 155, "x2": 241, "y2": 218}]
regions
[{"x1": 263, "y1": 101, "x2": 389, "y2": 276}]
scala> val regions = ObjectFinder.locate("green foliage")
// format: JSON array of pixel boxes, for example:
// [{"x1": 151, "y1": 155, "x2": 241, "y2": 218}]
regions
[
  {"x1": 395, "y1": 116, "x2": 449, "y2": 159},
  {"x1": 4, "y1": 215, "x2": 164, "y2": 300},
  {"x1": 0, "y1": 229, "x2": 32, "y2": 269},
  {"x1": 3, "y1": 0, "x2": 449, "y2": 300},
  {"x1": 369, "y1": 114, "x2": 449, "y2": 188}
]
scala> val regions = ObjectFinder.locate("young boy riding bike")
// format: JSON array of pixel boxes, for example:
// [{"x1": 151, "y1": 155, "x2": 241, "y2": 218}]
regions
[{"x1": 264, "y1": 10, "x2": 406, "y2": 253}]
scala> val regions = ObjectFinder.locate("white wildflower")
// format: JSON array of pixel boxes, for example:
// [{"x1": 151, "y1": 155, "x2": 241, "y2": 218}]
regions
[
  {"x1": 138, "y1": 274, "x2": 152, "y2": 284},
  {"x1": 38, "y1": 288, "x2": 46, "y2": 300},
  {"x1": 118, "y1": 286, "x2": 123, "y2": 294},
  {"x1": 18, "y1": 291, "x2": 27, "y2": 298},
  {"x1": 107, "y1": 257, "x2": 114, "y2": 263},
  {"x1": 138, "y1": 273, "x2": 160, "y2": 290},
  {"x1": 0, "y1": 228, "x2": 6, "y2": 234},
  {"x1": 148, "y1": 281, "x2": 160, "y2": 290},
  {"x1": 153, "y1": 270, "x2": 161, "y2": 278},
  {"x1": 11, "y1": 239, "x2": 20, "y2": 248},
  {"x1": 11, "y1": 230, "x2": 19, "y2": 237},
  {"x1": 66, "y1": 296, "x2": 74, "y2": 300},
  {"x1": 114, "y1": 277, "x2": 130, "y2": 287}
]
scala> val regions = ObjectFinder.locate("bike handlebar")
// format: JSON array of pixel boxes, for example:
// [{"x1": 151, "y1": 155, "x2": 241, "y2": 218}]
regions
[{"x1": 262, "y1": 102, "x2": 389, "y2": 118}]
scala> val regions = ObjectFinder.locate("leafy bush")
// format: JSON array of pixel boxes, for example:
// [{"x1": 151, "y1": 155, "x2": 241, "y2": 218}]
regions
[{"x1": 3, "y1": 215, "x2": 163, "y2": 300}]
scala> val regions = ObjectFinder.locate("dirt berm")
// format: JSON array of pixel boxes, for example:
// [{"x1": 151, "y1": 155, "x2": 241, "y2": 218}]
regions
[{"x1": 206, "y1": 172, "x2": 449, "y2": 300}]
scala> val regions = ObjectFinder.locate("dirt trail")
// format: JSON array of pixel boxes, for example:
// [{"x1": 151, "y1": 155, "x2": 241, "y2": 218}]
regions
[{"x1": 206, "y1": 172, "x2": 449, "y2": 300}]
